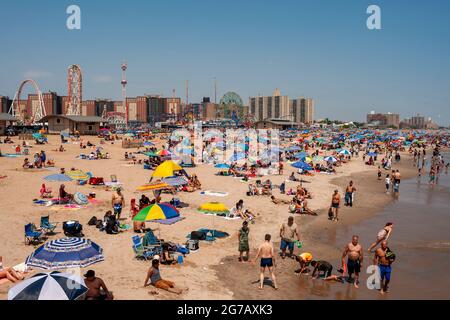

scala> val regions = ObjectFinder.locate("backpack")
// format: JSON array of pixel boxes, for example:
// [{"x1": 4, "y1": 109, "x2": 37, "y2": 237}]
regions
[{"x1": 88, "y1": 216, "x2": 98, "y2": 226}]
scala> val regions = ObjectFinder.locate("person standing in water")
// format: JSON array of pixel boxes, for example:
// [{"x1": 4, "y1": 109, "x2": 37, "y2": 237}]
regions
[
  {"x1": 342, "y1": 235, "x2": 363, "y2": 288},
  {"x1": 374, "y1": 241, "x2": 396, "y2": 294},
  {"x1": 254, "y1": 234, "x2": 278, "y2": 290}
]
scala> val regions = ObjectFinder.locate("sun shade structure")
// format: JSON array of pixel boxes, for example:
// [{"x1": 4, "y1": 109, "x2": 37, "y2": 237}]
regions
[
  {"x1": 152, "y1": 160, "x2": 183, "y2": 178},
  {"x1": 133, "y1": 203, "x2": 180, "y2": 222},
  {"x1": 8, "y1": 271, "x2": 88, "y2": 300},
  {"x1": 198, "y1": 202, "x2": 230, "y2": 215},
  {"x1": 291, "y1": 161, "x2": 313, "y2": 170},
  {"x1": 162, "y1": 176, "x2": 188, "y2": 186},
  {"x1": 25, "y1": 238, "x2": 104, "y2": 270}
]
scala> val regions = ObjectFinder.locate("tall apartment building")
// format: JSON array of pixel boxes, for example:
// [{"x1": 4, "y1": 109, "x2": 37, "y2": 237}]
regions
[
  {"x1": 291, "y1": 97, "x2": 314, "y2": 124},
  {"x1": 367, "y1": 111, "x2": 400, "y2": 128},
  {"x1": 249, "y1": 89, "x2": 292, "y2": 122},
  {"x1": 0, "y1": 96, "x2": 12, "y2": 113}
]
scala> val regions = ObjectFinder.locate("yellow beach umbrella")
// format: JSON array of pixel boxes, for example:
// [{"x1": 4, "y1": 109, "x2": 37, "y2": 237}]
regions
[
  {"x1": 137, "y1": 181, "x2": 170, "y2": 191},
  {"x1": 152, "y1": 160, "x2": 182, "y2": 178},
  {"x1": 304, "y1": 156, "x2": 313, "y2": 163},
  {"x1": 66, "y1": 170, "x2": 89, "y2": 181},
  {"x1": 198, "y1": 202, "x2": 230, "y2": 215}
]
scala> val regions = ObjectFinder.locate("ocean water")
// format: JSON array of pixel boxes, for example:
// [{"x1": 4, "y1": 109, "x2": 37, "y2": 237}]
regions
[{"x1": 312, "y1": 153, "x2": 450, "y2": 299}]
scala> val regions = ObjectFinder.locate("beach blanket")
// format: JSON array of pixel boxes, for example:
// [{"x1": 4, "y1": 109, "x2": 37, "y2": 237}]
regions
[
  {"x1": 48, "y1": 204, "x2": 84, "y2": 211},
  {"x1": 152, "y1": 216, "x2": 186, "y2": 225},
  {"x1": 200, "y1": 190, "x2": 229, "y2": 197},
  {"x1": 104, "y1": 181, "x2": 123, "y2": 187},
  {"x1": 3, "y1": 154, "x2": 21, "y2": 158}
]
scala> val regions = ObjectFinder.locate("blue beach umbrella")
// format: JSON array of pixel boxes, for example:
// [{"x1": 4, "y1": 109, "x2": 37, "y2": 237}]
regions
[
  {"x1": 8, "y1": 271, "x2": 88, "y2": 300},
  {"x1": 215, "y1": 163, "x2": 230, "y2": 169},
  {"x1": 367, "y1": 152, "x2": 378, "y2": 157},
  {"x1": 338, "y1": 149, "x2": 351, "y2": 156},
  {"x1": 293, "y1": 152, "x2": 308, "y2": 159},
  {"x1": 291, "y1": 161, "x2": 313, "y2": 171},
  {"x1": 324, "y1": 156, "x2": 337, "y2": 163},
  {"x1": 25, "y1": 238, "x2": 104, "y2": 270}
]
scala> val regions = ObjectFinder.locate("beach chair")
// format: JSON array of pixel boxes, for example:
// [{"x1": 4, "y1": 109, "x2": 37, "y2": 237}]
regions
[
  {"x1": 132, "y1": 235, "x2": 162, "y2": 261},
  {"x1": 24, "y1": 223, "x2": 43, "y2": 245},
  {"x1": 40, "y1": 215, "x2": 58, "y2": 234},
  {"x1": 110, "y1": 175, "x2": 118, "y2": 183}
]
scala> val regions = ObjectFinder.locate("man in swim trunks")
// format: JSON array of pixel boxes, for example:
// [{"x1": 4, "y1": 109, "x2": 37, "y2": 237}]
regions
[
  {"x1": 344, "y1": 181, "x2": 356, "y2": 207},
  {"x1": 342, "y1": 235, "x2": 363, "y2": 288},
  {"x1": 279, "y1": 216, "x2": 301, "y2": 259},
  {"x1": 368, "y1": 222, "x2": 394, "y2": 253},
  {"x1": 254, "y1": 234, "x2": 278, "y2": 290},
  {"x1": 331, "y1": 189, "x2": 341, "y2": 221},
  {"x1": 374, "y1": 240, "x2": 395, "y2": 294},
  {"x1": 111, "y1": 188, "x2": 125, "y2": 220},
  {"x1": 84, "y1": 270, "x2": 113, "y2": 300}
]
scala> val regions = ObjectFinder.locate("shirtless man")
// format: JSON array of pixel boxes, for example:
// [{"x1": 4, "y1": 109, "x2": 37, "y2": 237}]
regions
[
  {"x1": 331, "y1": 189, "x2": 341, "y2": 221},
  {"x1": 111, "y1": 188, "x2": 125, "y2": 220},
  {"x1": 342, "y1": 235, "x2": 363, "y2": 288},
  {"x1": 344, "y1": 181, "x2": 356, "y2": 207},
  {"x1": 374, "y1": 241, "x2": 395, "y2": 294},
  {"x1": 254, "y1": 234, "x2": 278, "y2": 290},
  {"x1": 84, "y1": 270, "x2": 113, "y2": 300},
  {"x1": 270, "y1": 195, "x2": 290, "y2": 205},
  {"x1": 368, "y1": 222, "x2": 394, "y2": 253}
]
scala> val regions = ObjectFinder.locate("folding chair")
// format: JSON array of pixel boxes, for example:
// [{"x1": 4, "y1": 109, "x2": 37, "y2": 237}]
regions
[
  {"x1": 24, "y1": 223, "x2": 43, "y2": 245},
  {"x1": 40, "y1": 215, "x2": 58, "y2": 234},
  {"x1": 132, "y1": 235, "x2": 162, "y2": 261}
]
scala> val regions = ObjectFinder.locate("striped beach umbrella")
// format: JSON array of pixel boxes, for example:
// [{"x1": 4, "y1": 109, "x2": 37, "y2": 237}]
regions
[
  {"x1": 66, "y1": 170, "x2": 89, "y2": 181},
  {"x1": 25, "y1": 238, "x2": 104, "y2": 270},
  {"x1": 137, "y1": 181, "x2": 170, "y2": 191},
  {"x1": 133, "y1": 203, "x2": 180, "y2": 222},
  {"x1": 338, "y1": 149, "x2": 351, "y2": 155},
  {"x1": 324, "y1": 156, "x2": 337, "y2": 163},
  {"x1": 8, "y1": 271, "x2": 88, "y2": 300}
]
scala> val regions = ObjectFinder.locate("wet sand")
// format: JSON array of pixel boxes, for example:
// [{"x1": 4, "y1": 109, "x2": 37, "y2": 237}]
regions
[{"x1": 213, "y1": 157, "x2": 420, "y2": 300}]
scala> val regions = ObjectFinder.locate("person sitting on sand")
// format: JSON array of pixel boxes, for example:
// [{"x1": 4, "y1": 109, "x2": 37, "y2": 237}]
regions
[
  {"x1": 40, "y1": 183, "x2": 52, "y2": 198},
  {"x1": 234, "y1": 199, "x2": 255, "y2": 221},
  {"x1": 144, "y1": 258, "x2": 183, "y2": 295},
  {"x1": 84, "y1": 270, "x2": 113, "y2": 300},
  {"x1": 271, "y1": 195, "x2": 291, "y2": 205},
  {"x1": 22, "y1": 158, "x2": 33, "y2": 169},
  {"x1": 289, "y1": 172, "x2": 299, "y2": 182},
  {"x1": 0, "y1": 256, "x2": 25, "y2": 283},
  {"x1": 59, "y1": 184, "x2": 73, "y2": 203},
  {"x1": 59, "y1": 145, "x2": 65, "y2": 152}
]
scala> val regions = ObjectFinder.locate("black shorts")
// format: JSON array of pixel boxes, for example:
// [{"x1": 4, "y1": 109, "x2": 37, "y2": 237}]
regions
[
  {"x1": 347, "y1": 259, "x2": 361, "y2": 274},
  {"x1": 260, "y1": 258, "x2": 273, "y2": 268}
]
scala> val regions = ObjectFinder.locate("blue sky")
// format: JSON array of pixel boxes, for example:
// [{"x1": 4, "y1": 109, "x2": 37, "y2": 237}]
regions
[{"x1": 1, "y1": 0, "x2": 449, "y2": 124}]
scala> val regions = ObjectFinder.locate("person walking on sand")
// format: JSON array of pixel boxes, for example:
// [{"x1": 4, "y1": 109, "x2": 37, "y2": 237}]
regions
[
  {"x1": 279, "y1": 216, "x2": 301, "y2": 259},
  {"x1": 254, "y1": 234, "x2": 278, "y2": 290},
  {"x1": 342, "y1": 235, "x2": 363, "y2": 288},
  {"x1": 344, "y1": 181, "x2": 356, "y2": 207},
  {"x1": 112, "y1": 188, "x2": 125, "y2": 220},
  {"x1": 368, "y1": 222, "x2": 394, "y2": 253},
  {"x1": 331, "y1": 189, "x2": 341, "y2": 221},
  {"x1": 374, "y1": 241, "x2": 396, "y2": 294},
  {"x1": 385, "y1": 174, "x2": 391, "y2": 193},
  {"x1": 238, "y1": 221, "x2": 250, "y2": 262}
]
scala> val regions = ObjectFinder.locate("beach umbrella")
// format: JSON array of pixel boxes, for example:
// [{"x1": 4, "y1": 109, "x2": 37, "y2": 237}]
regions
[
  {"x1": 324, "y1": 156, "x2": 337, "y2": 163},
  {"x1": 303, "y1": 156, "x2": 313, "y2": 163},
  {"x1": 133, "y1": 203, "x2": 180, "y2": 222},
  {"x1": 44, "y1": 174, "x2": 73, "y2": 182},
  {"x1": 214, "y1": 163, "x2": 230, "y2": 169},
  {"x1": 73, "y1": 192, "x2": 89, "y2": 205},
  {"x1": 143, "y1": 151, "x2": 158, "y2": 157},
  {"x1": 32, "y1": 133, "x2": 44, "y2": 140},
  {"x1": 367, "y1": 152, "x2": 378, "y2": 157},
  {"x1": 291, "y1": 161, "x2": 313, "y2": 171},
  {"x1": 25, "y1": 238, "x2": 104, "y2": 270},
  {"x1": 137, "y1": 181, "x2": 170, "y2": 191},
  {"x1": 313, "y1": 156, "x2": 324, "y2": 162},
  {"x1": 162, "y1": 176, "x2": 188, "y2": 186},
  {"x1": 8, "y1": 271, "x2": 88, "y2": 301},
  {"x1": 66, "y1": 170, "x2": 89, "y2": 181},
  {"x1": 229, "y1": 152, "x2": 245, "y2": 162},
  {"x1": 152, "y1": 160, "x2": 183, "y2": 178},
  {"x1": 338, "y1": 149, "x2": 351, "y2": 155},
  {"x1": 157, "y1": 149, "x2": 171, "y2": 157},
  {"x1": 143, "y1": 141, "x2": 155, "y2": 147},
  {"x1": 198, "y1": 202, "x2": 230, "y2": 215},
  {"x1": 293, "y1": 152, "x2": 308, "y2": 159}
]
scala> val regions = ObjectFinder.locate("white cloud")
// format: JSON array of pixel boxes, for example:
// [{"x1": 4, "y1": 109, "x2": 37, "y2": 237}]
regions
[
  {"x1": 23, "y1": 70, "x2": 53, "y2": 79},
  {"x1": 93, "y1": 75, "x2": 113, "y2": 83}
]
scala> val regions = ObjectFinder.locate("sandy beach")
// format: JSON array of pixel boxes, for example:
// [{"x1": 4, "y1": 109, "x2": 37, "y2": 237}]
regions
[{"x1": 0, "y1": 134, "x2": 437, "y2": 300}]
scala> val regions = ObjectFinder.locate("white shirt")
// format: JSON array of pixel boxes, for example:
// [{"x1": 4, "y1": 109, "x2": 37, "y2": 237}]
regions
[{"x1": 385, "y1": 177, "x2": 390, "y2": 184}]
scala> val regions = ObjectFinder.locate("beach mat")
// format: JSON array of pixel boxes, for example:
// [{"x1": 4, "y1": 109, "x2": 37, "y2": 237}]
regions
[
  {"x1": 200, "y1": 190, "x2": 229, "y2": 197},
  {"x1": 152, "y1": 216, "x2": 185, "y2": 225}
]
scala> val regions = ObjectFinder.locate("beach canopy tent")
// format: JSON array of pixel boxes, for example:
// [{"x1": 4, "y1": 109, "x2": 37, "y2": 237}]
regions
[
  {"x1": 291, "y1": 161, "x2": 313, "y2": 171},
  {"x1": 151, "y1": 160, "x2": 183, "y2": 178},
  {"x1": 133, "y1": 203, "x2": 180, "y2": 222},
  {"x1": 44, "y1": 174, "x2": 73, "y2": 182},
  {"x1": 8, "y1": 271, "x2": 88, "y2": 300},
  {"x1": 25, "y1": 238, "x2": 104, "y2": 270},
  {"x1": 198, "y1": 202, "x2": 230, "y2": 215}
]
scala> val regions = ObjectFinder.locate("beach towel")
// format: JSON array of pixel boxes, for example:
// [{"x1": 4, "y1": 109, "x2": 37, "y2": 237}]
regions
[
  {"x1": 152, "y1": 216, "x2": 185, "y2": 225},
  {"x1": 200, "y1": 190, "x2": 229, "y2": 197}
]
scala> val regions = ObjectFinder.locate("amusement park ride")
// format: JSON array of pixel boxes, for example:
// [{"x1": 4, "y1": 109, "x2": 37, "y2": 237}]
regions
[{"x1": 7, "y1": 63, "x2": 127, "y2": 128}]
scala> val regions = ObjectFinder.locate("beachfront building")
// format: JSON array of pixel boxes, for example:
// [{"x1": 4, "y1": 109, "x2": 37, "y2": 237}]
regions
[
  {"x1": 0, "y1": 113, "x2": 18, "y2": 135},
  {"x1": 249, "y1": 89, "x2": 292, "y2": 123},
  {"x1": 0, "y1": 96, "x2": 13, "y2": 113},
  {"x1": 255, "y1": 118, "x2": 299, "y2": 130},
  {"x1": 291, "y1": 97, "x2": 314, "y2": 124},
  {"x1": 366, "y1": 111, "x2": 400, "y2": 128},
  {"x1": 39, "y1": 115, "x2": 104, "y2": 135}
]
